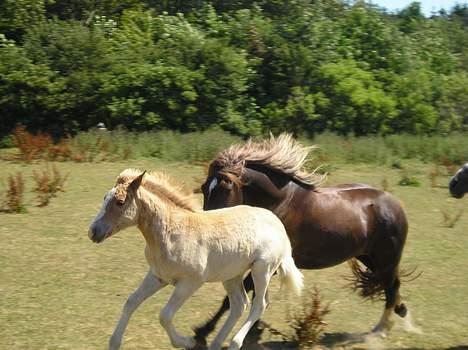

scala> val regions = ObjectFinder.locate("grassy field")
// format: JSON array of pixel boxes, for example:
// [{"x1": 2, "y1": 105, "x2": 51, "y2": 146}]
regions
[{"x1": 1, "y1": 157, "x2": 467, "y2": 350}]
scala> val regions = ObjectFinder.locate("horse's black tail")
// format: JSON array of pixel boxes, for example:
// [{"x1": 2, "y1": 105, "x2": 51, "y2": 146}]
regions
[
  {"x1": 346, "y1": 259, "x2": 385, "y2": 301},
  {"x1": 346, "y1": 259, "x2": 421, "y2": 302}
]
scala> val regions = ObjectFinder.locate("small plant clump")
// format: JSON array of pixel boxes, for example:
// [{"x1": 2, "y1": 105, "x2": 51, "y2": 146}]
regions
[
  {"x1": 264, "y1": 287, "x2": 330, "y2": 349},
  {"x1": 32, "y1": 165, "x2": 69, "y2": 207},
  {"x1": 1, "y1": 172, "x2": 27, "y2": 213},
  {"x1": 441, "y1": 207, "x2": 464, "y2": 228},
  {"x1": 398, "y1": 173, "x2": 421, "y2": 187}
]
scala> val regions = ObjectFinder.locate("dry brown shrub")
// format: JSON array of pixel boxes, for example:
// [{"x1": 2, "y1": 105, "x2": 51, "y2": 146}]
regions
[
  {"x1": 13, "y1": 126, "x2": 74, "y2": 162},
  {"x1": 1, "y1": 172, "x2": 27, "y2": 213},
  {"x1": 48, "y1": 139, "x2": 73, "y2": 161},
  {"x1": 429, "y1": 165, "x2": 441, "y2": 188},
  {"x1": 264, "y1": 287, "x2": 330, "y2": 349},
  {"x1": 14, "y1": 126, "x2": 52, "y2": 162},
  {"x1": 32, "y1": 165, "x2": 69, "y2": 207},
  {"x1": 381, "y1": 177, "x2": 391, "y2": 192},
  {"x1": 441, "y1": 207, "x2": 464, "y2": 228}
]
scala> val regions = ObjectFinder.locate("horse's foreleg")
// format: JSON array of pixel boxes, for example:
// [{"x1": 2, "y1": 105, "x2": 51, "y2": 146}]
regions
[
  {"x1": 109, "y1": 271, "x2": 166, "y2": 350},
  {"x1": 160, "y1": 279, "x2": 202, "y2": 349},
  {"x1": 209, "y1": 276, "x2": 249, "y2": 350},
  {"x1": 228, "y1": 263, "x2": 271, "y2": 350},
  {"x1": 194, "y1": 273, "x2": 254, "y2": 344}
]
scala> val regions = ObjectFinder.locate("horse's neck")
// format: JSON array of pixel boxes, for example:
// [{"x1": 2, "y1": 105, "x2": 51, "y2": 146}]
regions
[
  {"x1": 245, "y1": 180, "x2": 298, "y2": 218},
  {"x1": 270, "y1": 182, "x2": 303, "y2": 218}
]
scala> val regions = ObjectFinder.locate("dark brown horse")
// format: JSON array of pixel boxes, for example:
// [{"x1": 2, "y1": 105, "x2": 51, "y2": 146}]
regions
[
  {"x1": 449, "y1": 163, "x2": 468, "y2": 198},
  {"x1": 194, "y1": 134, "x2": 409, "y2": 343}
]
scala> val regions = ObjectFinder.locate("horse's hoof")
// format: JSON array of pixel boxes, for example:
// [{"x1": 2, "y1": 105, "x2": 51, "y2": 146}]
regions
[
  {"x1": 394, "y1": 303, "x2": 407, "y2": 318},
  {"x1": 193, "y1": 335, "x2": 207, "y2": 347}
]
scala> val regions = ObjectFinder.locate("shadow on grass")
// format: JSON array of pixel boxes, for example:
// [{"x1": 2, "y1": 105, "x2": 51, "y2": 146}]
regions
[{"x1": 246, "y1": 332, "x2": 468, "y2": 350}]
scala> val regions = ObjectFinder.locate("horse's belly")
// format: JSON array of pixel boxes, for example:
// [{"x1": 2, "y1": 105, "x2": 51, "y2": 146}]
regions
[{"x1": 292, "y1": 231, "x2": 366, "y2": 269}]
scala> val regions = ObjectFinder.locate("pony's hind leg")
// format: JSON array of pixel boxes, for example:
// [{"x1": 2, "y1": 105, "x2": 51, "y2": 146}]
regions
[
  {"x1": 209, "y1": 276, "x2": 249, "y2": 350},
  {"x1": 109, "y1": 271, "x2": 167, "y2": 350},
  {"x1": 160, "y1": 279, "x2": 202, "y2": 349},
  {"x1": 194, "y1": 273, "x2": 254, "y2": 345},
  {"x1": 228, "y1": 261, "x2": 272, "y2": 350}
]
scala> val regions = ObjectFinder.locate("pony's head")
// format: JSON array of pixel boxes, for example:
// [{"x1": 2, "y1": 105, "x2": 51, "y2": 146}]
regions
[
  {"x1": 88, "y1": 170, "x2": 145, "y2": 243},
  {"x1": 449, "y1": 164, "x2": 468, "y2": 199},
  {"x1": 201, "y1": 134, "x2": 322, "y2": 210}
]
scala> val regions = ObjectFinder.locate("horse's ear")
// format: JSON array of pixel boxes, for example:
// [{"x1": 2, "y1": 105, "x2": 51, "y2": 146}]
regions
[{"x1": 129, "y1": 170, "x2": 146, "y2": 192}]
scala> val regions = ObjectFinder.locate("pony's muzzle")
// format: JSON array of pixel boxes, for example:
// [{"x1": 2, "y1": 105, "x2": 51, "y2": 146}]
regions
[{"x1": 89, "y1": 222, "x2": 111, "y2": 243}]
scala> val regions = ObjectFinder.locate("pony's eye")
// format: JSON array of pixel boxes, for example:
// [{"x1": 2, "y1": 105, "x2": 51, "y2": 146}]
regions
[{"x1": 116, "y1": 199, "x2": 125, "y2": 206}]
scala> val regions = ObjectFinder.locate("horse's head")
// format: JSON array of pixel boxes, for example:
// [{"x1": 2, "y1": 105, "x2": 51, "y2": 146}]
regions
[
  {"x1": 201, "y1": 163, "x2": 290, "y2": 211},
  {"x1": 88, "y1": 171, "x2": 145, "y2": 243},
  {"x1": 201, "y1": 164, "x2": 244, "y2": 210},
  {"x1": 449, "y1": 164, "x2": 468, "y2": 199}
]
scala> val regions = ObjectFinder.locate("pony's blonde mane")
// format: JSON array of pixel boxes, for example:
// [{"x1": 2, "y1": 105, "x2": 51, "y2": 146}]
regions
[
  {"x1": 117, "y1": 169, "x2": 195, "y2": 211},
  {"x1": 211, "y1": 134, "x2": 323, "y2": 187}
]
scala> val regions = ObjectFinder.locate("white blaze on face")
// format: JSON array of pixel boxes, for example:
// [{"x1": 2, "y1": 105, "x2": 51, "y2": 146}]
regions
[
  {"x1": 94, "y1": 187, "x2": 116, "y2": 222},
  {"x1": 208, "y1": 177, "x2": 218, "y2": 198}
]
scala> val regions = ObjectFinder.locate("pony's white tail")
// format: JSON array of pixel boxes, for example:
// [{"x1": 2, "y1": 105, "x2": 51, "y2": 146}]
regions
[{"x1": 278, "y1": 254, "x2": 303, "y2": 297}]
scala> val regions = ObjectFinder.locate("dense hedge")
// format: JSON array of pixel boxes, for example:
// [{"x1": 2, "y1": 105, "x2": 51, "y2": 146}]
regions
[{"x1": 0, "y1": 1, "x2": 467, "y2": 138}]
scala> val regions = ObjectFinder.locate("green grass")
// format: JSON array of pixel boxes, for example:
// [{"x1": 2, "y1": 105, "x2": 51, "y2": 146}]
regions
[{"x1": 1, "y1": 158, "x2": 467, "y2": 350}]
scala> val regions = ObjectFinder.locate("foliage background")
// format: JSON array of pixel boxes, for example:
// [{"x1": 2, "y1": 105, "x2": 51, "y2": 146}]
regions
[{"x1": 1, "y1": 0, "x2": 467, "y2": 138}]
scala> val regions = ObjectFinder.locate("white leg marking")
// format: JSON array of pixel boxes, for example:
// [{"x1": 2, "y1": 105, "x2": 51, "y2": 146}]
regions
[{"x1": 109, "y1": 271, "x2": 166, "y2": 350}]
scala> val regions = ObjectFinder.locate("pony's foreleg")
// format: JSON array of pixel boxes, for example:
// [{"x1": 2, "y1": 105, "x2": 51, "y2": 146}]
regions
[
  {"x1": 194, "y1": 273, "x2": 254, "y2": 344},
  {"x1": 160, "y1": 279, "x2": 202, "y2": 349},
  {"x1": 209, "y1": 276, "x2": 249, "y2": 350},
  {"x1": 228, "y1": 262, "x2": 271, "y2": 350},
  {"x1": 109, "y1": 271, "x2": 166, "y2": 350}
]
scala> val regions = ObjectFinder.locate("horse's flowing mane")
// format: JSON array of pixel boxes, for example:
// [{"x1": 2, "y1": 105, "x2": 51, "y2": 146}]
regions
[
  {"x1": 117, "y1": 169, "x2": 195, "y2": 211},
  {"x1": 211, "y1": 133, "x2": 323, "y2": 187}
]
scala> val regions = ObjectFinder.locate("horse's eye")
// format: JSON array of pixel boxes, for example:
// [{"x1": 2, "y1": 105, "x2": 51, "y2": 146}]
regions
[{"x1": 116, "y1": 199, "x2": 125, "y2": 206}]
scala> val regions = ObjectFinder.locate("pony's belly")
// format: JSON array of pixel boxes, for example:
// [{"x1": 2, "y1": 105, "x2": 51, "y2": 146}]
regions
[{"x1": 204, "y1": 256, "x2": 251, "y2": 282}]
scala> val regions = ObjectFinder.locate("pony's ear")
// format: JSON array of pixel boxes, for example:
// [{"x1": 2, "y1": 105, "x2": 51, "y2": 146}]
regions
[{"x1": 129, "y1": 170, "x2": 146, "y2": 193}]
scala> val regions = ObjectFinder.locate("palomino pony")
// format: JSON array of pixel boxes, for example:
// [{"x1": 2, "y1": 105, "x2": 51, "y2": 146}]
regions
[
  {"x1": 449, "y1": 163, "x2": 468, "y2": 198},
  {"x1": 88, "y1": 169, "x2": 303, "y2": 350},
  {"x1": 195, "y1": 134, "x2": 409, "y2": 342}
]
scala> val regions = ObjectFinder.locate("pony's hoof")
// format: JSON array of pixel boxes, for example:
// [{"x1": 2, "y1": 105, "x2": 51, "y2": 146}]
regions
[
  {"x1": 395, "y1": 303, "x2": 407, "y2": 318},
  {"x1": 172, "y1": 336, "x2": 196, "y2": 349}
]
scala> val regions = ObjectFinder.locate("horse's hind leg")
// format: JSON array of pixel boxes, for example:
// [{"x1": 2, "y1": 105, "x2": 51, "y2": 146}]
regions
[
  {"x1": 109, "y1": 271, "x2": 167, "y2": 350},
  {"x1": 228, "y1": 262, "x2": 272, "y2": 350},
  {"x1": 160, "y1": 279, "x2": 202, "y2": 349},
  {"x1": 209, "y1": 276, "x2": 249, "y2": 350},
  {"x1": 372, "y1": 266, "x2": 406, "y2": 335},
  {"x1": 194, "y1": 273, "x2": 254, "y2": 344}
]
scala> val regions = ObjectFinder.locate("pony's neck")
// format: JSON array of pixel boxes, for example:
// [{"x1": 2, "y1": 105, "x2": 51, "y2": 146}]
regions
[{"x1": 135, "y1": 189, "x2": 172, "y2": 247}]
